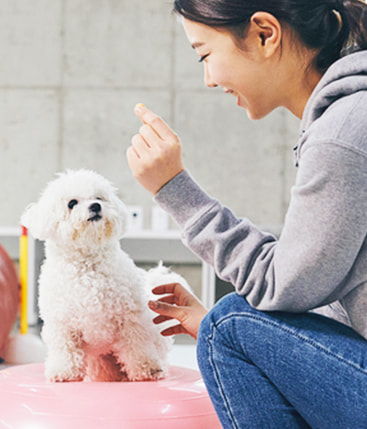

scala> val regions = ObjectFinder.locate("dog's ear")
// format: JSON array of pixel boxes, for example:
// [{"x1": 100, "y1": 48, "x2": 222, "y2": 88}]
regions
[
  {"x1": 20, "y1": 202, "x2": 55, "y2": 241},
  {"x1": 111, "y1": 195, "x2": 131, "y2": 237}
]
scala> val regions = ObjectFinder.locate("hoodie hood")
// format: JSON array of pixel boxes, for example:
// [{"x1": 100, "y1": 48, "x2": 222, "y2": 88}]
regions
[
  {"x1": 294, "y1": 50, "x2": 367, "y2": 166},
  {"x1": 301, "y1": 50, "x2": 367, "y2": 131}
]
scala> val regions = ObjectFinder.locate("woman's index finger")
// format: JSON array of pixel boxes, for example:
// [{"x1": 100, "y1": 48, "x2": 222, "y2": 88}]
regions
[
  {"x1": 152, "y1": 283, "x2": 179, "y2": 295},
  {"x1": 134, "y1": 103, "x2": 177, "y2": 141}
]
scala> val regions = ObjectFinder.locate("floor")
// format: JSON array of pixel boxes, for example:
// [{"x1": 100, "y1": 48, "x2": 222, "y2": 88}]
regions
[{"x1": 168, "y1": 336, "x2": 198, "y2": 370}]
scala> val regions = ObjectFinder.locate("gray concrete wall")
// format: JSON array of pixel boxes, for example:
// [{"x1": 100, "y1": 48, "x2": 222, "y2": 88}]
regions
[{"x1": 0, "y1": 0, "x2": 300, "y2": 230}]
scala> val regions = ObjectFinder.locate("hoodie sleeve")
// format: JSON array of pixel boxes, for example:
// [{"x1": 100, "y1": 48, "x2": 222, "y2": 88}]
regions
[{"x1": 154, "y1": 141, "x2": 367, "y2": 312}]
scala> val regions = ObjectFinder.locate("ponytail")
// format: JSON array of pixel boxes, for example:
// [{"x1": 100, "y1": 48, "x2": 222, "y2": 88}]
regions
[
  {"x1": 341, "y1": 0, "x2": 367, "y2": 52},
  {"x1": 173, "y1": 0, "x2": 367, "y2": 71}
]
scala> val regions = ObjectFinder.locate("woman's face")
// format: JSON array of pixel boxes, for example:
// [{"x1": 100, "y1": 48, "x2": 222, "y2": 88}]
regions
[{"x1": 182, "y1": 18, "x2": 284, "y2": 120}]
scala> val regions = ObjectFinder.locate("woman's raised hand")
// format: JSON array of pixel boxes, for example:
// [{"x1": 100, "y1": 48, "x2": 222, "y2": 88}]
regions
[
  {"x1": 148, "y1": 283, "x2": 208, "y2": 340},
  {"x1": 127, "y1": 104, "x2": 184, "y2": 195}
]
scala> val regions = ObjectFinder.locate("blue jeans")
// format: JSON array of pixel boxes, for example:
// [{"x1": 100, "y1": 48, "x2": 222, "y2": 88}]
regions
[{"x1": 197, "y1": 293, "x2": 367, "y2": 429}]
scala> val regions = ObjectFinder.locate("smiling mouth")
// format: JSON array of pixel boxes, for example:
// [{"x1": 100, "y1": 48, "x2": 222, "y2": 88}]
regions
[
  {"x1": 87, "y1": 214, "x2": 102, "y2": 222},
  {"x1": 224, "y1": 88, "x2": 235, "y2": 95}
]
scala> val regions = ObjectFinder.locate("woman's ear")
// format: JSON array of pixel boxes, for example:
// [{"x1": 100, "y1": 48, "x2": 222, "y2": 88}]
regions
[{"x1": 250, "y1": 12, "x2": 282, "y2": 58}]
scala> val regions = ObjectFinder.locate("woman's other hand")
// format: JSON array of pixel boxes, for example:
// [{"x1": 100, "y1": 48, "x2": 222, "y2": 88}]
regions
[
  {"x1": 127, "y1": 104, "x2": 184, "y2": 194},
  {"x1": 148, "y1": 283, "x2": 208, "y2": 340}
]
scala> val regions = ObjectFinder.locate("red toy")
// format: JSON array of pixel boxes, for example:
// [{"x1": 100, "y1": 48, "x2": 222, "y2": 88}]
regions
[{"x1": 0, "y1": 243, "x2": 19, "y2": 360}]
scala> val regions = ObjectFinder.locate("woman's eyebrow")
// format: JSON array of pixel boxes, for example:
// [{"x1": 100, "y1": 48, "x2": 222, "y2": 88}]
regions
[{"x1": 191, "y1": 41, "x2": 205, "y2": 49}]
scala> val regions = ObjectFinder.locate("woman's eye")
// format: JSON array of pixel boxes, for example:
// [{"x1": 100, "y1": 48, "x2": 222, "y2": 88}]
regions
[
  {"x1": 198, "y1": 54, "x2": 209, "y2": 63},
  {"x1": 68, "y1": 199, "x2": 78, "y2": 209}
]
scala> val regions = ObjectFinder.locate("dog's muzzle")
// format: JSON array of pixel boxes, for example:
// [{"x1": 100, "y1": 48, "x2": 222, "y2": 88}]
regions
[{"x1": 88, "y1": 202, "x2": 102, "y2": 222}]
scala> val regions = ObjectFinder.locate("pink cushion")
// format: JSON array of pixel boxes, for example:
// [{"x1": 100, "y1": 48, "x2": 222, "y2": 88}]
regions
[{"x1": 0, "y1": 364, "x2": 221, "y2": 428}]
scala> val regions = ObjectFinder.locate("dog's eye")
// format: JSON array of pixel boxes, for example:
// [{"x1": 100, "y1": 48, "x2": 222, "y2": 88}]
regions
[
  {"x1": 68, "y1": 199, "x2": 78, "y2": 210},
  {"x1": 96, "y1": 197, "x2": 103, "y2": 201}
]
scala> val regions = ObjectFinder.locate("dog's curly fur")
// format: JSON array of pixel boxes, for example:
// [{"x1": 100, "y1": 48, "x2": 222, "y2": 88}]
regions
[{"x1": 21, "y1": 169, "x2": 187, "y2": 382}]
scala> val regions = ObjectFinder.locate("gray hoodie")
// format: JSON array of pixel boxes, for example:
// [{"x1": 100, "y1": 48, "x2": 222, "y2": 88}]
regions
[{"x1": 155, "y1": 50, "x2": 367, "y2": 340}]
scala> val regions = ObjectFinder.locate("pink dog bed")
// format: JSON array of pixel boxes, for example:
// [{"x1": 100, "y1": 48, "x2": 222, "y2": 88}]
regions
[{"x1": 0, "y1": 244, "x2": 19, "y2": 360}]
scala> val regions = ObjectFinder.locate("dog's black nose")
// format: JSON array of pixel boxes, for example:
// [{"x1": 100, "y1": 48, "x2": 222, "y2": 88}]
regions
[{"x1": 89, "y1": 202, "x2": 101, "y2": 213}]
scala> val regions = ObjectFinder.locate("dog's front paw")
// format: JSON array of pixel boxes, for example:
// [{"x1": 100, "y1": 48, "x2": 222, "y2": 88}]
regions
[
  {"x1": 149, "y1": 367, "x2": 165, "y2": 381},
  {"x1": 45, "y1": 361, "x2": 85, "y2": 382},
  {"x1": 47, "y1": 372, "x2": 84, "y2": 383},
  {"x1": 127, "y1": 361, "x2": 166, "y2": 381}
]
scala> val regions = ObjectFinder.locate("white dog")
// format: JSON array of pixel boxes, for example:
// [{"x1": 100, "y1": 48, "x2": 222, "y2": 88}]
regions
[{"x1": 21, "y1": 169, "x2": 188, "y2": 382}]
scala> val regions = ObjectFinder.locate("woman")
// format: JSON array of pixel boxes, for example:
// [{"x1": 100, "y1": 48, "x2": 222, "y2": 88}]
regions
[{"x1": 127, "y1": 0, "x2": 367, "y2": 427}]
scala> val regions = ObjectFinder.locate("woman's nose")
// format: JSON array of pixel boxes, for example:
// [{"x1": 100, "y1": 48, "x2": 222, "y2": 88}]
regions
[{"x1": 204, "y1": 65, "x2": 218, "y2": 88}]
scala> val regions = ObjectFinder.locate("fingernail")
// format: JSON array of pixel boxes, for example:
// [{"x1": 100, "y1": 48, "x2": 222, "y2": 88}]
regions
[
  {"x1": 148, "y1": 300, "x2": 157, "y2": 309},
  {"x1": 135, "y1": 103, "x2": 145, "y2": 113}
]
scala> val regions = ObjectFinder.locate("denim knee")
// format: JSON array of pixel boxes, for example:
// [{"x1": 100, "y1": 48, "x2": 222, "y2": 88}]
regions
[
  {"x1": 199, "y1": 293, "x2": 236, "y2": 343},
  {"x1": 200, "y1": 292, "x2": 253, "y2": 330},
  {"x1": 197, "y1": 293, "x2": 251, "y2": 364}
]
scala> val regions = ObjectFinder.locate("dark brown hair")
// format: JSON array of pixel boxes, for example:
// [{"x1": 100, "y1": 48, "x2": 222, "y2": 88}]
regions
[{"x1": 173, "y1": 0, "x2": 367, "y2": 71}]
